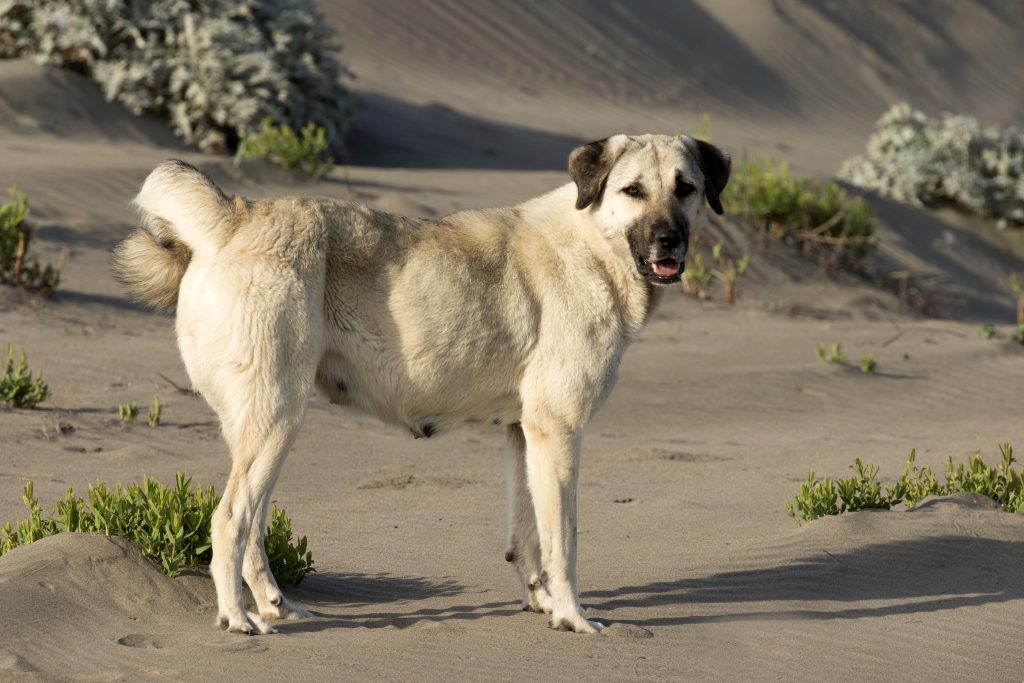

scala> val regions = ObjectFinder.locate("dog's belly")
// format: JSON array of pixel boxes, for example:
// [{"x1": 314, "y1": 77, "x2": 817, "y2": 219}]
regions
[{"x1": 316, "y1": 347, "x2": 523, "y2": 438}]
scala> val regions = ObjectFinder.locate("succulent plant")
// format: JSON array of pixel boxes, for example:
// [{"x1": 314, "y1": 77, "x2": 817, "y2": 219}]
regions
[
  {"x1": 840, "y1": 103, "x2": 1024, "y2": 226},
  {"x1": 0, "y1": 0, "x2": 352, "y2": 155}
]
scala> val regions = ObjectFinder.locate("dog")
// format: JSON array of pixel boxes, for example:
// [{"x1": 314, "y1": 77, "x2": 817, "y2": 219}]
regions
[{"x1": 112, "y1": 134, "x2": 730, "y2": 635}]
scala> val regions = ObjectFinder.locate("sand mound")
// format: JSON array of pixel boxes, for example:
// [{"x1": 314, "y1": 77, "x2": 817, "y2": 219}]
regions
[{"x1": 0, "y1": 534, "x2": 224, "y2": 678}]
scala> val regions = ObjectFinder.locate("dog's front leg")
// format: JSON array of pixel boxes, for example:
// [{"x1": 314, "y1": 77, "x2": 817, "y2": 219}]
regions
[
  {"x1": 504, "y1": 424, "x2": 555, "y2": 614},
  {"x1": 520, "y1": 422, "x2": 603, "y2": 634}
]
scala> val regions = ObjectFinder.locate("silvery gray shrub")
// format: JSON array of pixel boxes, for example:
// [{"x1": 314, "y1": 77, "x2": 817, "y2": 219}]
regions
[
  {"x1": 0, "y1": 0, "x2": 352, "y2": 154},
  {"x1": 840, "y1": 103, "x2": 1024, "y2": 227}
]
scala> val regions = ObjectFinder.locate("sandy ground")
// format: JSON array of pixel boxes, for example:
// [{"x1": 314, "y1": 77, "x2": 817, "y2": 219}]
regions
[{"x1": 1, "y1": 1, "x2": 1024, "y2": 680}]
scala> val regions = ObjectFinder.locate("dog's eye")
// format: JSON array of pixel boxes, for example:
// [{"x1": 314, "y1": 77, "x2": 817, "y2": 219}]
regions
[
  {"x1": 621, "y1": 184, "x2": 644, "y2": 198},
  {"x1": 675, "y1": 180, "x2": 696, "y2": 199}
]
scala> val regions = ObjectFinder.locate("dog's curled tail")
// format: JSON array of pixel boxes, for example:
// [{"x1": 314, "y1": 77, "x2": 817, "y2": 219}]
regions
[{"x1": 112, "y1": 160, "x2": 234, "y2": 310}]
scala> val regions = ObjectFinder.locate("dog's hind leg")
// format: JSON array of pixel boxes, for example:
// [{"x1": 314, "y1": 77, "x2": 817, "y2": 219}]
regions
[
  {"x1": 520, "y1": 420, "x2": 604, "y2": 634},
  {"x1": 211, "y1": 398, "x2": 309, "y2": 635},
  {"x1": 504, "y1": 424, "x2": 554, "y2": 614},
  {"x1": 242, "y1": 496, "x2": 313, "y2": 621},
  {"x1": 180, "y1": 261, "x2": 323, "y2": 635}
]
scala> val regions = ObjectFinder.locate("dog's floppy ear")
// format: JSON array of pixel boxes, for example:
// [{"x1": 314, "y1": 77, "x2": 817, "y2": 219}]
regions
[
  {"x1": 694, "y1": 139, "x2": 731, "y2": 215},
  {"x1": 568, "y1": 138, "x2": 616, "y2": 210}
]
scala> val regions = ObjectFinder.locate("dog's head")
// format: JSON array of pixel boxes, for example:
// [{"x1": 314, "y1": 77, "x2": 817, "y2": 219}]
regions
[{"x1": 568, "y1": 134, "x2": 730, "y2": 285}]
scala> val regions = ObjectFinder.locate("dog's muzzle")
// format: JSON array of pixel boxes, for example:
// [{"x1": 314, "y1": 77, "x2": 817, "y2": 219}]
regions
[{"x1": 631, "y1": 220, "x2": 687, "y2": 284}]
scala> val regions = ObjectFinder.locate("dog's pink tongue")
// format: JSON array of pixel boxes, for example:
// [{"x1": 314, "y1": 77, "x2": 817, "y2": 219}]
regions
[{"x1": 652, "y1": 259, "x2": 681, "y2": 277}]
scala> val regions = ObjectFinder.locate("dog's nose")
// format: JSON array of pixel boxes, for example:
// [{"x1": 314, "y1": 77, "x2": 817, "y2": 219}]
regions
[{"x1": 655, "y1": 228, "x2": 681, "y2": 251}]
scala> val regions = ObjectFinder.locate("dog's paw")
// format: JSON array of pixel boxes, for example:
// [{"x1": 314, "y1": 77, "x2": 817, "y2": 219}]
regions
[
  {"x1": 522, "y1": 583, "x2": 554, "y2": 614},
  {"x1": 548, "y1": 612, "x2": 605, "y2": 634},
  {"x1": 217, "y1": 610, "x2": 278, "y2": 635},
  {"x1": 260, "y1": 597, "x2": 313, "y2": 621}
]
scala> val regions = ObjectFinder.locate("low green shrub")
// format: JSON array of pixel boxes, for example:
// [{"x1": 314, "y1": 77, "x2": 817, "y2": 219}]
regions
[
  {"x1": 1, "y1": 344, "x2": 50, "y2": 409},
  {"x1": 0, "y1": 474, "x2": 314, "y2": 586},
  {"x1": 859, "y1": 354, "x2": 876, "y2": 375},
  {"x1": 235, "y1": 118, "x2": 333, "y2": 178},
  {"x1": 724, "y1": 158, "x2": 876, "y2": 268},
  {"x1": 0, "y1": 187, "x2": 60, "y2": 292},
  {"x1": 787, "y1": 443, "x2": 1023, "y2": 524}
]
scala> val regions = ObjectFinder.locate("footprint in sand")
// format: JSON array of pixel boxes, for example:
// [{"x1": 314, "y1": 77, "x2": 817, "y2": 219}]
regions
[
  {"x1": 0, "y1": 649, "x2": 37, "y2": 673},
  {"x1": 116, "y1": 633, "x2": 164, "y2": 649}
]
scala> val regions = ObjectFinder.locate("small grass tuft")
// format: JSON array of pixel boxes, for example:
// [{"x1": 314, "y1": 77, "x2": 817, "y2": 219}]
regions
[
  {"x1": 1010, "y1": 273, "x2": 1023, "y2": 326},
  {"x1": 235, "y1": 118, "x2": 334, "y2": 179},
  {"x1": 978, "y1": 323, "x2": 999, "y2": 340},
  {"x1": 0, "y1": 187, "x2": 60, "y2": 292},
  {"x1": 682, "y1": 239, "x2": 749, "y2": 303},
  {"x1": 787, "y1": 443, "x2": 1023, "y2": 524},
  {"x1": 0, "y1": 474, "x2": 314, "y2": 586},
  {"x1": 815, "y1": 342, "x2": 847, "y2": 365},
  {"x1": 147, "y1": 396, "x2": 162, "y2": 428},
  {"x1": 859, "y1": 354, "x2": 876, "y2": 375},
  {"x1": 1, "y1": 345, "x2": 50, "y2": 409},
  {"x1": 118, "y1": 402, "x2": 139, "y2": 423}
]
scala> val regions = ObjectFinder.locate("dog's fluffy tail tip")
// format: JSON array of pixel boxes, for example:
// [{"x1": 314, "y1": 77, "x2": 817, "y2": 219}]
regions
[
  {"x1": 113, "y1": 160, "x2": 231, "y2": 310},
  {"x1": 111, "y1": 219, "x2": 191, "y2": 311}
]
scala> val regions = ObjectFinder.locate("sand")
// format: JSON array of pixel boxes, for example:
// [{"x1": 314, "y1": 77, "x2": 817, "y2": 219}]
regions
[{"x1": 1, "y1": 1, "x2": 1023, "y2": 680}]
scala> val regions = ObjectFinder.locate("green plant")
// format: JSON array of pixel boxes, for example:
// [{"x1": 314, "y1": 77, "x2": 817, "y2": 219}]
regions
[
  {"x1": 859, "y1": 354, "x2": 876, "y2": 375},
  {"x1": 683, "y1": 241, "x2": 749, "y2": 303},
  {"x1": 710, "y1": 242, "x2": 750, "y2": 304},
  {"x1": 0, "y1": 1, "x2": 352, "y2": 155},
  {"x1": 147, "y1": 396, "x2": 162, "y2": 427},
  {"x1": 235, "y1": 118, "x2": 334, "y2": 178},
  {"x1": 1011, "y1": 273, "x2": 1023, "y2": 326},
  {"x1": 118, "y1": 402, "x2": 139, "y2": 423},
  {"x1": 0, "y1": 187, "x2": 60, "y2": 292},
  {"x1": 815, "y1": 342, "x2": 847, "y2": 365},
  {"x1": 1, "y1": 345, "x2": 50, "y2": 409},
  {"x1": 1013, "y1": 326, "x2": 1024, "y2": 346},
  {"x1": 263, "y1": 506, "x2": 315, "y2": 588},
  {"x1": 682, "y1": 251, "x2": 714, "y2": 299},
  {"x1": 0, "y1": 474, "x2": 314, "y2": 586},
  {"x1": 978, "y1": 323, "x2": 999, "y2": 340},
  {"x1": 840, "y1": 103, "x2": 1024, "y2": 226},
  {"x1": 787, "y1": 443, "x2": 1023, "y2": 524},
  {"x1": 724, "y1": 158, "x2": 876, "y2": 268}
]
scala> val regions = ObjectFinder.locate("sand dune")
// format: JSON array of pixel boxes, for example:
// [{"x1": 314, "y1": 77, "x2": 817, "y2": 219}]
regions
[{"x1": 1, "y1": 1, "x2": 1023, "y2": 680}]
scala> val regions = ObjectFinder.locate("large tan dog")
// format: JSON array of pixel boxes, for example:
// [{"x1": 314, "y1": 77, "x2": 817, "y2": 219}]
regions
[{"x1": 112, "y1": 134, "x2": 730, "y2": 635}]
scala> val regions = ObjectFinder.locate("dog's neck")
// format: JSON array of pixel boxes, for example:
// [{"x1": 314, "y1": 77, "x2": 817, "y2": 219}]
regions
[{"x1": 521, "y1": 183, "x2": 662, "y2": 341}]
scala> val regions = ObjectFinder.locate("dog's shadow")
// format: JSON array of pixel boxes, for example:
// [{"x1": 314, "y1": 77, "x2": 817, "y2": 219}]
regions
[
  {"x1": 582, "y1": 534, "x2": 1024, "y2": 627},
  {"x1": 279, "y1": 571, "x2": 520, "y2": 633},
  {"x1": 278, "y1": 534, "x2": 1023, "y2": 633}
]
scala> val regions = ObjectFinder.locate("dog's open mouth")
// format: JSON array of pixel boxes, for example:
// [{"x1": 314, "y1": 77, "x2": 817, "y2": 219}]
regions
[{"x1": 635, "y1": 254, "x2": 683, "y2": 284}]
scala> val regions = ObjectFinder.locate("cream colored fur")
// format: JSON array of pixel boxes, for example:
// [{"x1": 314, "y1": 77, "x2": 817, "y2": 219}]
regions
[{"x1": 112, "y1": 134, "x2": 729, "y2": 635}]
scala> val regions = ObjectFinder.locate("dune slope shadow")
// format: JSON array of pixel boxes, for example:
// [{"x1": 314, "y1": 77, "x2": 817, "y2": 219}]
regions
[
  {"x1": 343, "y1": 91, "x2": 583, "y2": 171},
  {"x1": 857, "y1": 188, "x2": 1024, "y2": 322}
]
